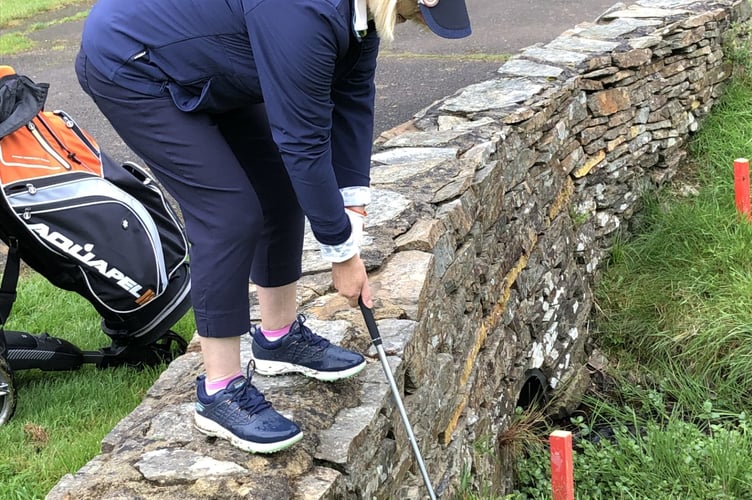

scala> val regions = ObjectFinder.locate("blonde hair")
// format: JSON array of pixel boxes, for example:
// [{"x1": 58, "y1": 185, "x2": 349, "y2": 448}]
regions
[
  {"x1": 368, "y1": 0, "x2": 423, "y2": 42},
  {"x1": 367, "y1": 0, "x2": 398, "y2": 42}
]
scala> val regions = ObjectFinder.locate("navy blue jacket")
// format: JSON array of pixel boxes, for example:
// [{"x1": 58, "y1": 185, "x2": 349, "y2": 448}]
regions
[{"x1": 80, "y1": 0, "x2": 379, "y2": 248}]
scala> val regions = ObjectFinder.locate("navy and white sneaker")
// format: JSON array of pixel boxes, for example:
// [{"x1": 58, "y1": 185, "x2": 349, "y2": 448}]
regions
[
  {"x1": 194, "y1": 363, "x2": 303, "y2": 454},
  {"x1": 251, "y1": 314, "x2": 366, "y2": 382}
]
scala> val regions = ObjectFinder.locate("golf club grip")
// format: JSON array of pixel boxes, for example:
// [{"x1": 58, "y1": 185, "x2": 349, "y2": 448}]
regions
[{"x1": 358, "y1": 296, "x2": 382, "y2": 346}]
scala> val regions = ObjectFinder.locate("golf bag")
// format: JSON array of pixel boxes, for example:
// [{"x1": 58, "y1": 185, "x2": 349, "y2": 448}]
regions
[{"x1": 0, "y1": 67, "x2": 192, "y2": 425}]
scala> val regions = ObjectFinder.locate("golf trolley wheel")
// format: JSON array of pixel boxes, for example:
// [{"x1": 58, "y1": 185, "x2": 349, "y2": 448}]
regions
[
  {"x1": 0, "y1": 356, "x2": 16, "y2": 426},
  {"x1": 142, "y1": 329, "x2": 188, "y2": 366}
]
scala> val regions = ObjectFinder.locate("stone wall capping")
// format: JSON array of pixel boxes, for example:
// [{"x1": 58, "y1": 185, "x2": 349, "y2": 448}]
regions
[
  {"x1": 604, "y1": 5, "x2": 690, "y2": 20},
  {"x1": 573, "y1": 18, "x2": 665, "y2": 41},
  {"x1": 497, "y1": 58, "x2": 569, "y2": 79},
  {"x1": 46, "y1": 1, "x2": 752, "y2": 498},
  {"x1": 520, "y1": 46, "x2": 592, "y2": 67}
]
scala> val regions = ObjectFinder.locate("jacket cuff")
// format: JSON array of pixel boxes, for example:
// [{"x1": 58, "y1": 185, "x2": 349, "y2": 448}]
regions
[
  {"x1": 319, "y1": 236, "x2": 359, "y2": 263},
  {"x1": 339, "y1": 186, "x2": 371, "y2": 207}
]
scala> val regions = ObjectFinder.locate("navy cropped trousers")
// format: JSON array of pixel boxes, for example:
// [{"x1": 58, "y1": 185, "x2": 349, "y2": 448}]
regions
[{"x1": 75, "y1": 51, "x2": 305, "y2": 339}]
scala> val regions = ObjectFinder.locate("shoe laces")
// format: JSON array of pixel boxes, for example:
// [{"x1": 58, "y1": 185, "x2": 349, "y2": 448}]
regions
[
  {"x1": 228, "y1": 360, "x2": 272, "y2": 414},
  {"x1": 292, "y1": 314, "x2": 331, "y2": 350}
]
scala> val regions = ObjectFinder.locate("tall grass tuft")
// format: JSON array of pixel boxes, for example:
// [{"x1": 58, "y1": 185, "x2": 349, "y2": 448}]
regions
[{"x1": 593, "y1": 41, "x2": 752, "y2": 412}]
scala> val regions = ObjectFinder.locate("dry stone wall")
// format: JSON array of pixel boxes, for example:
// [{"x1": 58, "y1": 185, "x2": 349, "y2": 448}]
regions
[{"x1": 47, "y1": 0, "x2": 751, "y2": 498}]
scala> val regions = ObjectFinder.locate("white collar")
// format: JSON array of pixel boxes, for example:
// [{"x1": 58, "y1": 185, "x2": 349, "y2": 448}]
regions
[{"x1": 353, "y1": 0, "x2": 369, "y2": 35}]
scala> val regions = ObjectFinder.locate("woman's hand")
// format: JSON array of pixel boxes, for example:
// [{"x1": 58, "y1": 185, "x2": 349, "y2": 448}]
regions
[{"x1": 331, "y1": 254, "x2": 372, "y2": 308}]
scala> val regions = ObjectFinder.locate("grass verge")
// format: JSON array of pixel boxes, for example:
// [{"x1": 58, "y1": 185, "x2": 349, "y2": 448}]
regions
[
  {"x1": 0, "y1": 270, "x2": 195, "y2": 499},
  {"x1": 0, "y1": 0, "x2": 88, "y2": 26},
  {"x1": 0, "y1": 0, "x2": 91, "y2": 56}
]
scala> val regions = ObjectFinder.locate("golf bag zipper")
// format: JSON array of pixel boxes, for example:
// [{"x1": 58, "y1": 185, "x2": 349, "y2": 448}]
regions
[
  {"x1": 26, "y1": 120, "x2": 72, "y2": 170},
  {"x1": 54, "y1": 110, "x2": 100, "y2": 158},
  {"x1": 35, "y1": 113, "x2": 90, "y2": 168}
]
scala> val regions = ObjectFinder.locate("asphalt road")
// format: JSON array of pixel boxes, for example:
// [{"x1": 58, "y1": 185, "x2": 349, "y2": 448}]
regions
[
  {"x1": 4, "y1": 0, "x2": 620, "y2": 161},
  {"x1": 375, "y1": 0, "x2": 619, "y2": 133}
]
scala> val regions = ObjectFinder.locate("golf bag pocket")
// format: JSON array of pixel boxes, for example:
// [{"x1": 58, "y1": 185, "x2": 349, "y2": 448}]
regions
[{"x1": 5, "y1": 172, "x2": 172, "y2": 313}]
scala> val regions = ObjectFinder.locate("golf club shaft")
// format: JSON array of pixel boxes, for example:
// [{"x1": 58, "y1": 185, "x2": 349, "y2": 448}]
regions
[{"x1": 359, "y1": 298, "x2": 437, "y2": 500}]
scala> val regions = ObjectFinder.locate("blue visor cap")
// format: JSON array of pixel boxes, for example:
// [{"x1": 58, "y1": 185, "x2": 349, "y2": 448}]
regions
[{"x1": 419, "y1": 0, "x2": 472, "y2": 39}]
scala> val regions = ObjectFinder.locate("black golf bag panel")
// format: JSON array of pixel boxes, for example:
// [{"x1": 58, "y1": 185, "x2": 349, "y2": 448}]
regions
[
  {"x1": 0, "y1": 146, "x2": 192, "y2": 345},
  {"x1": 0, "y1": 66, "x2": 192, "y2": 381}
]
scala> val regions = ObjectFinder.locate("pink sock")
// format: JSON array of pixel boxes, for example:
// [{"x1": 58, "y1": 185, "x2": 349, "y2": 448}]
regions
[
  {"x1": 261, "y1": 323, "x2": 292, "y2": 342},
  {"x1": 205, "y1": 370, "x2": 243, "y2": 396}
]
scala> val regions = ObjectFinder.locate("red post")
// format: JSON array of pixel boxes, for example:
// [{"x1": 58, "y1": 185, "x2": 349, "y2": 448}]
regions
[
  {"x1": 734, "y1": 158, "x2": 751, "y2": 221},
  {"x1": 549, "y1": 430, "x2": 574, "y2": 500}
]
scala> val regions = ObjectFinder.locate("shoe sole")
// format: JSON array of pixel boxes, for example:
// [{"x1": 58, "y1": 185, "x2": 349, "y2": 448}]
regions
[
  {"x1": 194, "y1": 413, "x2": 303, "y2": 453},
  {"x1": 252, "y1": 358, "x2": 367, "y2": 382}
]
